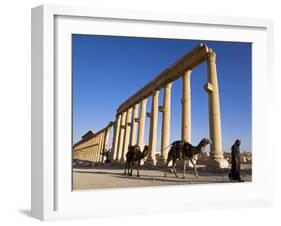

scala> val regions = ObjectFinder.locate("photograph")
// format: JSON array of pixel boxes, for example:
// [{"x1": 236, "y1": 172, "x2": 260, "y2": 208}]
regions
[{"x1": 72, "y1": 35, "x2": 252, "y2": 190}]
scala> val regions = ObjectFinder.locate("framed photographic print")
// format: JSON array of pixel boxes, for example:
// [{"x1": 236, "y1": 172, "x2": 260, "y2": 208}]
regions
[{"x1": 31, "y1": 4, "x2": 274, "y2": 221}]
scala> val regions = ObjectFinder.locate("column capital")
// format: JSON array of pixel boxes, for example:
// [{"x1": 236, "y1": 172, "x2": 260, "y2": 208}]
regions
[
  {"x1": 152, "y1": 90, "x2": 160, "y2": 97},
  {"x1": 206, "y1": 51, "x2": 216, "y2": 63},
  {"x1": 184, "y1": 69, "x2": 192, "y2": 77},
  {"x1": 141, "y1": 97, "x2": 148, "y2": 103},
  {"x1": 115, "y1": 113, "x2": 121, "y2": 120},
  {"x1": 165, "y1": 82, "x2": 173, "y2": 89},
  {"x1": 133, "y1": 103, "x2": 139, "y2": 109}
]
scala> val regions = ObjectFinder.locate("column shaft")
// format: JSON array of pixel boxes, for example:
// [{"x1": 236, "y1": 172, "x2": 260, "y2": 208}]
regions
[
  {"x1": 94, "y1": 136, "x2": 99, "y2": 162},
  {"x1": 98, "y1": 132, "x2": 105, "y2": 162},
  {"x1": 112, "y1": 114, "x2": 121, "y2": 161},
  {"x1": 90, "y1": 139, "x2": 95, "y2": 162},
  {"x1": 146, "y1": 90, "x2": 159, "y2": 165},
  {"x1": 137, "y1": 98, "x2": 147, "y2": 151},
  {"x1": 160, "y1": 83, "x2": 172, "y2": 162},
  {"x1": 117, "y1": 112, "x2": 127, "y2": 161},
  {"x1": 182, "y1": 70, "x2": 192, "y2": 143},
  {"x1": 206, "y1": 52, "x2": 223, "y2": 159},
  {"x1": 205, "y1": 51, "x2": 228, "y2": 169},
  {"x1": 96, "y1": 134, "x2": 101, "y2": 162},
  {"x1": 130, "y1": 104, "x2": 139, "y2": 146},
  {"x1": 121, "y1": 108, "x2": 132, "y2": 162},
  {"x1": 102, "y1": 126, "x2": 112, "y2": 162}
]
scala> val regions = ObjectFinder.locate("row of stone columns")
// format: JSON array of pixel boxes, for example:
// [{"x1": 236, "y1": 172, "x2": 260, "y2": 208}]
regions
[
  {"x1": 111, "y1": 75, "x2": 190, "y2": 165},
  {"x1": 112, "y1": 98, "x2": 148, "y2": 163},
  {"x1": 111, "y1": 50, "x2": 227, "y2": 169},
  {"x1": 73, "y1": 123, "x2": 113, "y2": 163}
]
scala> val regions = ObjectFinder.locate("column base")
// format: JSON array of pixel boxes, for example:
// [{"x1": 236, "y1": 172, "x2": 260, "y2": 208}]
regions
[{"x1": 206, "y1": 158, "x2": 229, "y2": 172}]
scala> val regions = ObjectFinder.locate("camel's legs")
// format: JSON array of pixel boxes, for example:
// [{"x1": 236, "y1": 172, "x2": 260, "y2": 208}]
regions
[
  {"x1": 127, "y1": 162, "x2": 131, "y2": 175},
  {"x1": 183, "y1": 158, "x2": 186, "y2": 179},
  {"x1": 124, "y1": 161, "x2": 127, "y2": 175},
  {"x1": 137, "y1": 160, "x2": 140, "y2": 177},
  {"x1": 130, "y1": 162, "x2": 134, "y2": 176},
  {"x1": 164, "y1": 155, "x2": 171, "y2": 177},
  {"x1": 189, "y1": 157, "x2": 198, "y2": 177},
  {"x1": 171, "y1": 159, "x2": 179, "y2": 178}
]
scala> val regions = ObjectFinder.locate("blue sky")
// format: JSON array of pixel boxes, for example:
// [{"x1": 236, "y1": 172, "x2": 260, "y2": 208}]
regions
[{"x1": 72, "y1": 35, "x2": 252, "y2": 152}]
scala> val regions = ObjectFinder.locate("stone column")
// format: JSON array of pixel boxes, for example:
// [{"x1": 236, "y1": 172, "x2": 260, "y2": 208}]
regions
[
  {"x1": 121, "y1": 108, "x2": 132, "y2": 162},
  {"x1": 96, "y1": 134, "x2": 101, "y2": 162},
  {"x1": 145, "y1": 90, "x2": 159, "y2": 165},
  {"x1": 97, "y1": 134, "x2": 102, "y2": 162},
  {"x1": 95, "y1": 141, "x2": 99, "y2": 162},
  {"x1": 92, "y1": 145, "x2": 95, "y2": 162},
  {"x1": 137, "y1": 98, "x2": 147, "y2": 151},
  {"x1": 182, "y1": 70, "x2": 192, "y2": 142},
  {"x1": 112, "y1": 114, "x2": 121, "y2": 161},
  {"x1": 180, "y1": 70, "x2": 193, "y2": 168},
  {"x1": 104, "y1": 126, "x2": 112, "y2": 150},
  {"x1": 91, "y1": 138, "x2": 95, "y2": 162},
  {"x1": 130, "y1": 103, "x2": 139, "y2": 146},
  {"x1": 94, "y1": 136, "x2": 99, "y2": 162},
  {"x1": 102, "y1": 125, "x2": 112, "y2": 162},
  {"x1": 158, "y1": 83, "x2": 172, "y2": 166},
  {"x1": 90, "y1": 140, "x2": 95, "y2": 162},
  {"x1": 94, "y1": 135, "x2": 99, "y2": 162},
  {"x1": 116, "y1": 111, "x2": 127, "y2": 162},
  {"x1": 98, "y1": 132, "x2": 105, "y2": 162},
  {"x1": 204, "y1": 50, "x2": 228, "y2": 170}
]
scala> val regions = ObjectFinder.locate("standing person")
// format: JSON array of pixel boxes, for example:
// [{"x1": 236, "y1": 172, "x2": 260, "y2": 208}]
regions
[{"x1": 228, "y1": 139, "x2": 244, "y2": 182}]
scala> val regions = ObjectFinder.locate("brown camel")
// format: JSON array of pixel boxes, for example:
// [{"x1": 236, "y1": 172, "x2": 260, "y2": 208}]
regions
[
  {"x1": 164, "y1": 138, "x2": 212, "y2": 178},
  {"x1": 124, "y1": 145, "x2": 149, "y2": 177}
]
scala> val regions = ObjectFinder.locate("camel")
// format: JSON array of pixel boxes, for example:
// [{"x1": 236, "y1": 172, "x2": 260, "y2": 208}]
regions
[
  {"x1": 124, "y1": 145, "x2": 149, "y2": 177},
  {"x1": 164, "y1": 138, "x2": 212, "y2": 179}
]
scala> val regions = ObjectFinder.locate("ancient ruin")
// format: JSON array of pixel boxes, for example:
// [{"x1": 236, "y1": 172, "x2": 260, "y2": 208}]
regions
[
  {"x1": 73, "y1": 121, "x2": 114, "y2": 163},
  {"x1": 73, "y1": 43, "x2": 229, "y2": 170}
]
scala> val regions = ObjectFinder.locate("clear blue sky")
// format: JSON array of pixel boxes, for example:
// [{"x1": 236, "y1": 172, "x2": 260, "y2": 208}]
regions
[{"x1": 72, "y1": 35, "x2": 252, "y2": 152}]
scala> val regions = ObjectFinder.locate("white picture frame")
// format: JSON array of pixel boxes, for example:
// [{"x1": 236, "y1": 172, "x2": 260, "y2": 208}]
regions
[{"x1": 31, "y1": 4, "x2": 274, "y2": 221}]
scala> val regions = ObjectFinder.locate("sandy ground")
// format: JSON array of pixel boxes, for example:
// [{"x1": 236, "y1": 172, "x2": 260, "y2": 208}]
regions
[{"x1": 73, "y1": 164, "x2": 252, "y2": 190}]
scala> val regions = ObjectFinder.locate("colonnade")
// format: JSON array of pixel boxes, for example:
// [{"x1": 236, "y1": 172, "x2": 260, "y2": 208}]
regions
[
  {"x1": 73, "y1": 44, "x2": 228, "y2": 170},
  {"x1": 111, "y1": 44, "x2": 228, "y2": 169},
  {"x1": 73, "y1": 122, "x2": 114, "y2": 163}
]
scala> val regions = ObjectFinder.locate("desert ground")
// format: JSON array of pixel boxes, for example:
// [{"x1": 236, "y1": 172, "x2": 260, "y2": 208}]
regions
[{"x1": 73, "y1": 164, "x2": 252, "y2": 190}]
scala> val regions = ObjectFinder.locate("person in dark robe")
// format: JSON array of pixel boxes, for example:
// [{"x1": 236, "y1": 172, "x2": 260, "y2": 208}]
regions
[{"x1": 228, "y1": 139, "x2": 244, "y2": 182}]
